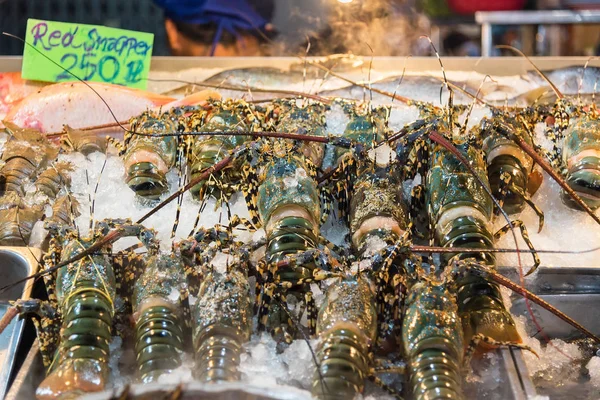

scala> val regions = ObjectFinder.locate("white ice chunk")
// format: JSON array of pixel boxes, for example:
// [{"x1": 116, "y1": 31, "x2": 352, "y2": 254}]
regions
[
  {"x1": 28, "y1": 220, "x2": 48, "y2": 248},
  {"x1": 587, "y1": 356, "x2": 600, "y2": 388}
]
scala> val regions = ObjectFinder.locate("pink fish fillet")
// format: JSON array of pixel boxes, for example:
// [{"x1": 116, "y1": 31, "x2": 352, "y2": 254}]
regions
[
  {"x1": 4, "y1": 81, "x2": 175, "y2": 133},
  {"x1": 0, "y1": 72, "x2": 48, "y2": 126}
]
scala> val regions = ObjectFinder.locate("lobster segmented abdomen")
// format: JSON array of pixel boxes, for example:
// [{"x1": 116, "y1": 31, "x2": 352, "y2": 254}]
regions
[
  {"x1": 1, "y1": 157, "x2": 37, "y2": 195},
  {"x1": 132, "y1": 254, "x2": 186, "y2": 382},
  {"x1": 487, "y1": 154, "x2": 529, "y2": 214},
  {"x1": 403, "y1": 283, "x2": 464, "y2": 400},
  {"x1": 36, "y1": 287, "x2": 113, "y2": 399},
  {"x1": 312, "y1": 279, "x2": 377, "y2": 400},
  {"x1": 408, "y1": 347, "x2": 463, "y2": 400},
  {"x1": 122, "y1": 112, "x2": 179, "y2": 202},
  {"x1": 561, "y1": 118, "x2": 600, "y2": 210},
  {"x1": 267, "y1": 216, "x2": 318, "y2": 282},
  {"x1": 192, "y1": 269, "x2": 252, "y2": 383},
  {"x1": 313, "y1": 328, "x2": 371, "y2": 400},
  {"x1": 194, "y1": 330, "x2": 245, "y2": 383},
  {"x1": 134, "y1": 305, "x2": 184, "y2": 382},
  {"x1": 125, "y1": 161, "x2": 169, "y2": 201},
  {"x1": 0, "y1": 206, "x2": 44, "y2": 246}
]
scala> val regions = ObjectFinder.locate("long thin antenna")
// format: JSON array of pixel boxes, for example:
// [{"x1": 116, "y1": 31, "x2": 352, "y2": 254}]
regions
[
  {"x1": 90, "y1": 157, "x2": 107, "y2": 232},
  {"x1": 578, "y1": 56, "x2": 598, "y2": 106},
  {"x1": 497, "y1": 45, "x2": 563, "y2": 99},
  {"x1": 391, "y1": 55, "x2": 410, "y2": 104}
]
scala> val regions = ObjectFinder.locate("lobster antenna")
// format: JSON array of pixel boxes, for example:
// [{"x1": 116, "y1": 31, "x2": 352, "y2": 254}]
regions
[
  {"x1": 190, "y1": 187, "x2": 211, "y2": 237},
  {"x1": 593, "y1": 78, "x2": 599, "y2": 113},
  {"x1": 461, "y1": 74, "x2": 495, "y2": 135},
  {"x1": 391, "y1": 55, "x2": 411, "y2": 104},
  {"x1": 170, "y1": 145, "x2": 187, "y2": 239},
  {"x1": 305, "y1": 59, "x2": 413, "y2": 104},
  {"x1": 497, "y1": 45, "x2": 563, "y2": 99},
  {"x1": 239, "y1": 79, "x2": 255, "y2": 102},
  {"x1": 90, "y1": 157, "x2": 107, "y2": 232},
  {"x1": 577, "y1": 56, "x2": 597, "y2": 105},
  {"x1": 147, "y1": 77, "x2": 331, "y2": 103},
  {"x1": 410, "y1": 244, "x2": 600, "y2": 254},
  {"x1": 420, "y1": 35, "x2": 451, "y2": 106},
  {"x1": 303, "y1": 36, "x2": 311, "y2": 95},
  {"x1": 365, "y1": 42, "x2": 375, "y2": 104},
  {"x1": 85, "y1": 169, "x2": 93, "y2": 231}
]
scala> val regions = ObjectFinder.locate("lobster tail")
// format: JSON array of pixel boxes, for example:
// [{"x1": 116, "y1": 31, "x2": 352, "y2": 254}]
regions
[
  {"x1": 0, "y1": 205, "x2": 44, "y2": 246},
  {"x1": 267, "y1": 216, "x2": 318, "y2": 274},
  {"x1": 189, "y1": 140, "x2": 231, "y2": 200},
  {"x1": 125, "y1": 162, "x2": 168, "y2": 201},
  {"x1": 122, "y1": 111, "x2": 178, "y2": 202},
  {"x1": 35, "y1": 163, "x2": 73, "y2": 199},
  {"x1": 192, "y1": 269, "x2": 252, "y2": 383},
  {"x1": 438, "y1": 216, "x2": 521, "y2": 344},
  {"x1": 312, "y1": 327, "x2": 372, "y2": 400},
  {"x1": 562, "y1": 156, "x2": 600, "y2": 210},
  {"x1": 561, "y1": 118, "x2": 600, "y2": 210},
  {"x1": 438, "y1": 216, "x2": 496, "y2": 266},
  {"x1": 403, "y1": 283, "x2": 464, "y2": 400},
  {"x1": 312, "y1": 279, "x2": 377, "y2": 400},
  {"x1": 194, "y1": 329, "x2": 245, "y2": 382},
  {"x1": 133, "y1": 254, "x2": 186, "y2": 382},
  {"x1": 487, "y1": 155, "x2": 529, "y2": 214},
  {"x1": 134, "y1": 305, "x2": 184, "y2": 383},
  {"x1": 408, "y1": 343, "x2": 463, "y2": 400},
  {"x1": 47, "y1": 196, "x2": 80, "y2": 226},
  {"x1": 36, "y1": 288, "x2": 112, "y2": 399},
  {"x1": 1, "y1": 158, "x2": 36, "y2": 195}
]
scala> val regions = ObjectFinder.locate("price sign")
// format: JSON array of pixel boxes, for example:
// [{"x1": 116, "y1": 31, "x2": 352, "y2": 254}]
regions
[{"x1": 22, "y1": 19, "x2": 154, "y2": 89}]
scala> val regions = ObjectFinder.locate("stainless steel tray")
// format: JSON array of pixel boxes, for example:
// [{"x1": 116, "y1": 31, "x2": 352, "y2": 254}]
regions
[{"x1": 0, "y1": 247, "x2": 40, "y2": 399}]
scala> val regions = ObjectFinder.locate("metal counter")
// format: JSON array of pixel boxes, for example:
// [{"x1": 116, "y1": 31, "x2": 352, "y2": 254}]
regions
[{"x1": 0, "y1": 247, "x2": 40, "y2": 399}]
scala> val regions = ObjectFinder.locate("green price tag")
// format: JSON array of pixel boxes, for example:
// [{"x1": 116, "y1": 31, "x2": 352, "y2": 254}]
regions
[{"x1": 22, "y1": 19, "x2": 154, "y2": 89}]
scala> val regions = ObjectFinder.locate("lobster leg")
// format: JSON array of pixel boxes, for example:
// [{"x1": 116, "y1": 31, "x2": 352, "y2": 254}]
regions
[
  {"x1": 241, "y1": 159, "x2": 263, "y2": 228},
  {"x1": 10, "y1": 299, "x2": 60, "y2": 368},
  {"x1": 508, "y1": 182, "x2": 545, "y2": 232},
  {"x1": 305, "y1": 291, "x2": 318, "y2": 335},
  {"x1": 179, "y1": 287, "x2": 193, "y2": 347},
  {"x1": 319, "y1": 185, "x2": 334, "y2": 225},
  {"x1": 462, "y1": 333, "x2": 538, "y2": 370},
  {"x1": 494, "y1": 219, "x2": 540, "y2": 275},
  {"x1": 367, "y1": 376, "x2": 404, "y2": 400}
]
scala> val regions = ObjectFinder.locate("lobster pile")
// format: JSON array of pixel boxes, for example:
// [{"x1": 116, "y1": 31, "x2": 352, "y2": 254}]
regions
[{"x1": 0, "y1": 51, "x2": 599, "y2": 400}]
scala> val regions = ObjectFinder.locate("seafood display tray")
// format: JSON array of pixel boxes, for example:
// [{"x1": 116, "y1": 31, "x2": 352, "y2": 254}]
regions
[
  {"x1": 0, "y1": 247, "x2": 40, "y2": 399},
  {"x1": 1, "y1": 55, "x2": 599, "y2": 398}
]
